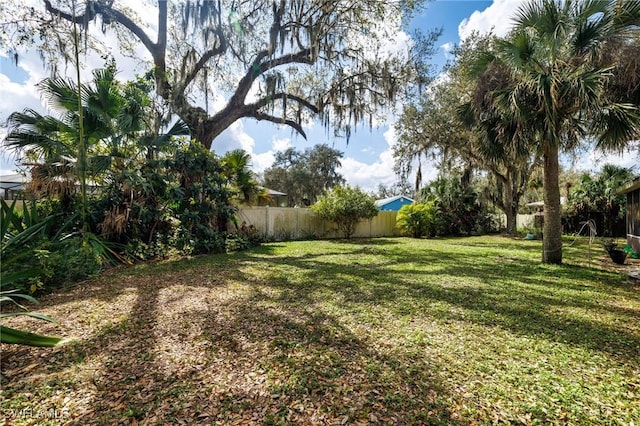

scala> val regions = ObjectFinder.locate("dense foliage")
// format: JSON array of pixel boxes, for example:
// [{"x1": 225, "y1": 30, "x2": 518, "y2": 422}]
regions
[
  {"x1": 564, "y1": 165, "x2": 635, "y2": 237},
  {"x1": 419, "y1": 176, "x2": 498, "y2": 237},
  {"x1": 396, "y1": 202, "x2": 435, "y2": 238},
  {"x1": 312, "y1": 186, "x2": 378, "y2": 239},
  {"x1": 1, "y1": 66, "x2": 259, "y2": 296}
]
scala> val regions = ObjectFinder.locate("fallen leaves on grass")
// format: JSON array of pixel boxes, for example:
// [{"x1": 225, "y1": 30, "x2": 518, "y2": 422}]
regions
[{"x1": 1, "y1": 237, "x2": 639, "y2": 425}]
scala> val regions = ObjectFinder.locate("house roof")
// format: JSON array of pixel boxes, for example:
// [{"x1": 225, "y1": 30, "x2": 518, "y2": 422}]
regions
[
  {"x1": 375, "y1": 195, "x2": 414, "y2": 207},
  {"x1": 258, "y1": 186, "x2": 286, "y2": 196},
  {"x1": 525, "y1": 197, "x2": 566, "y2": 208},
  {"x1": 617, "y1": 178, "x2": 640, "y2": 195},
  {"x1": 0, "y1": 174, "x2": 27, "y2": 191},
  {"x1": 0, "y1": 174, "x2": 27, "y2": 183}
]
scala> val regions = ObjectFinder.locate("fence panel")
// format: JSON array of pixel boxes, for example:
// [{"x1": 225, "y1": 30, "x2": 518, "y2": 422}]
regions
[
  {"x1": 237, "y1": 207, "x2": 399, "y2": 240},
  {"x1": 236, "y1": 207, "x2": 535, "y2": 241}
]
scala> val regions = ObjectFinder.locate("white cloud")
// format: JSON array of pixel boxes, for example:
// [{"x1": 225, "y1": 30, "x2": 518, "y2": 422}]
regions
[
  {"x1": 251, "y1": 137, "x2": 293, "y2": 174},
  {"x1": 458, "y1": 0, "x2": 526, "y2": 40},
  {"x1": 339, "y1": 127, "x2": 399, "y2": 193},
  {"x1": 440, "y1": 42, "x2": 454, "y2": 60},
  {"x1": 252, "y1": 151, "x2": 276, "y2": 174},
  {"x1": 272, "y1": 137, "x2": 292, "y2": 152},
  {"x1": 0, "y1": 67, "x2": 47, "y2": 174},
  {"x1": 229, "y1": 122, "x2": 256, "y2": 154},
  {"x1": 339, "y1": 123, "x2": 440, "y2": 194},
  {"x1": 379, "y1": 30, "x2": 413, "y2": 59},
  {"x1": 340, "y1": 155, "x2": 394, "y2": 193},
  {"x1": 213, "y1": 120, "x2": 257, "y2": 158},
  {"x1": 0, "y1": 72, "x2": 43, "y2": 118},
  {"x1": 568, "y1": 145, "x2": 640, "y2": 173}
]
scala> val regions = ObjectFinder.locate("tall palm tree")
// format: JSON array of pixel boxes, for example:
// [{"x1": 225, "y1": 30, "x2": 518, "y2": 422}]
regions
[
  {"x1": 3, "y1": 64, "x2": 146, "y2": 194},
  {"x1": 485, "y1": 0, "x2": 640, "y2": 263}
]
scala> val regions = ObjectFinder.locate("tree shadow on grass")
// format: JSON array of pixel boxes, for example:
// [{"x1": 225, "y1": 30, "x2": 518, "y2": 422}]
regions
[
  {"x1": 0, "y1": 259, "x2": 465, "y2": 425},
  {"x1": 3, "y1": 237, "x2": 639, "y2": 424},
  {"x1": 334, "y1": 237, "x2": 401, "y2": 246},
  {"x1": 239, "y1": 245, "x2": 640, "y2": 365}
]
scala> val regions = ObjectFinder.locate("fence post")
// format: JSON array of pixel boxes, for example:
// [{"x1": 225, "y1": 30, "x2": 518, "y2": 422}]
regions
[{"x1": 265, "y1": 206, "x2": 270, "y2": 238}]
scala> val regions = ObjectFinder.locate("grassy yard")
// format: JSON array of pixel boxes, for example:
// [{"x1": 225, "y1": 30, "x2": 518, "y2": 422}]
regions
[{"x1": 1, "y1": 236, "x2": 639, "y2": 425}]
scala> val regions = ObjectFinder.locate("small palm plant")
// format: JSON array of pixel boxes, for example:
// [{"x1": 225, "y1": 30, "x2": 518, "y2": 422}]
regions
[{"x1": 396, "y1": 202, "x2": 436, "y2": 238}]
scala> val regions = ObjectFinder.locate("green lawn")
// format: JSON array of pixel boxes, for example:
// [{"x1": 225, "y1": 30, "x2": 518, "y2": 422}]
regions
[{"x1": 1, "y1": 236, "x2": 639, "y2": 425}]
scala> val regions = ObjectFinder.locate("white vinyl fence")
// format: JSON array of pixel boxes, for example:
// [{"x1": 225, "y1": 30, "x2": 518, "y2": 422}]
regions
[
  {"x1": 490, "y1": 214, "x2": 536, "y2": 230},
  {"x1": 236, "y1": 207, "x2": 400, "y2": 240},
  {"x1": 236, "y1": 207, "x2": 536, "y2": 241}
]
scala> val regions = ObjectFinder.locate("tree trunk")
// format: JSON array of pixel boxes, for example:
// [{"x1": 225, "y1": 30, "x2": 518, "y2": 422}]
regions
[
  {"x1": 542, "y1": 143, "x2": 563, "y2": 264},
  {"x1": 504, "y1": 172, "x2": 517, "y2": 235},
  {"x1": 194, "y1": 118, "x2": 234, "y2": 150},
  {"x1": 173, "y1": 95, "x2": 246, "y2": 150},
  {"x1": 505, "y1": 202, "x2": 518, "y2": 236}
]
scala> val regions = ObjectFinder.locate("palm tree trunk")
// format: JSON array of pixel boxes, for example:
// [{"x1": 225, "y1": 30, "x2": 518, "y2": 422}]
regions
[
  {"x1": 504, "y1": 174, "x2": 517, "y2": 235},
  {"x1": 542, "y1": 143, "x2": 563, "y2": 264}
]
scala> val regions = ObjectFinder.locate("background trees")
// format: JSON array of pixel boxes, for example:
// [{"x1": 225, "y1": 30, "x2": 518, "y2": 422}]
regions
[
  {"x1": 565, "y1": 164, "x2": 635, "y2": 237},
  {"x1": 3, "y1": 0, "x2": 435, "y2": 149},
  {"x1": 262, "y1": 144, "x2": 345, "y2": 206},
  {"x1": 480, "y1": 0, "x2": 640, "y2": 263},
  {"x1": 394, "y1": 34, "x2": 539, "y2": 236},
  {"x1": 394, "y1": 0, "x2": 639, "y2": 261}
]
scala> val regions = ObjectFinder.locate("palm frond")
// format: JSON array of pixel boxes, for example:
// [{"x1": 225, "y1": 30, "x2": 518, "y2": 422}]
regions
[
  {"x1": 38, "y1": 77, "x2": 79, "y2": 113},
  {"x1": 4, "y1": 109, "x2": 75, "y2": 158},
  {"x1": 593, "y1": 103, "x2": 640, "y2": 151},
  {"x1": 610, "y1": 0, "x2": 640, "y2": 35}
]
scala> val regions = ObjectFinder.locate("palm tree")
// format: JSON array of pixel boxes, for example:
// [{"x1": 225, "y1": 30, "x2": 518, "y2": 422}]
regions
[
  {"x1": 220, "y1": 149, "x2": 263, "y2": 205},
  {"x1": 3, "y1": 64, "x2": 146, "y2": 193},
  {"x1": 459, "y1": 49, "x2": 540, "y2": 235},
  {"x1": 568, "y1": 165, "x2": 635, "y2": 236},
  {"x1": 484, "y1": 0, "x2": 640, "y2": 263}
]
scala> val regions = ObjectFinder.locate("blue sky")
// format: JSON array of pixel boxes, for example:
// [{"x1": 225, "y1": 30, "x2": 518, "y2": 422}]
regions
[{"x1": 0, "y1": 0, "x2": 636, "y2": 192}]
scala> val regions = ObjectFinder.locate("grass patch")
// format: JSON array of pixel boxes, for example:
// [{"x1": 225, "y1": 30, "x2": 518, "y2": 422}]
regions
[{"x1": 1, "y1": 236, "x2": 639, "y2": 424}]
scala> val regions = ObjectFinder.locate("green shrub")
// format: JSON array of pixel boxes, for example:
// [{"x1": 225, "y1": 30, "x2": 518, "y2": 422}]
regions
[
  {"x1": 2, "y1": 199, "x2": 106, "y2": 293},
  {"x1": 396, "y1": 202, "x2": 435, "y2": 238},
  {"x1": 420, "y1": 176, "x2": 497, "y2": 236},
  {"x1": 312, "y1": 186, "x2": 378, "y2": 239},
  {"x1": 1, "y1": 199, "x2": 51, "y2": 293},
  {"x1": 169, "y1": 144, "x2": 235, "y2": 254},
  {"x1": 38, "y1": 238, "x2": 103, "y2": 287}
]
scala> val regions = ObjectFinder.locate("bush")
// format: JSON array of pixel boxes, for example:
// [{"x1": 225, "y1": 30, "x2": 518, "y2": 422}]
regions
[
  {"x1": 37, "y1": 237, "x2": 103, "y2": 288},
  {"x1": 312, "y1": 186, "x2": 378, "y2": 239},
  {"x1": 92, "y1": 143, "x2": 236, "y2": 257},
  {"x1": 396, "y1": 202, "x2": 436, "y2": 238},
  {"x1": 169, "y1": 144, "x2": 236, "y2": 254},
  {"x1": 2, "y1": 199, "x2": 106, "y2": 294},
  {"x1": 420, "y1": 177, "x2": 496, "y2": 236}
]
